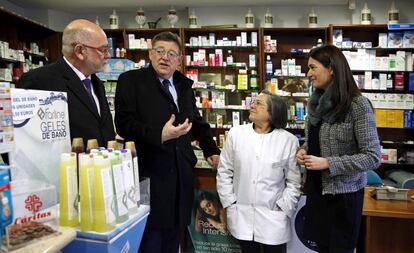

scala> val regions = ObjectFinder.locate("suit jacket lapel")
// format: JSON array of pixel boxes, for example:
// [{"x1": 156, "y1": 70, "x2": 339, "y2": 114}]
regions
[{"x1": 57, "y1": 59, "x2": 100, "y2": 118}]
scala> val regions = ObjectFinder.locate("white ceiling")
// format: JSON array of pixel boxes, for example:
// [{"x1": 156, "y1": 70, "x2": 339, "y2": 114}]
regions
[{"x1": 10, "y1": 0, "x2": 348, "y2": 12}]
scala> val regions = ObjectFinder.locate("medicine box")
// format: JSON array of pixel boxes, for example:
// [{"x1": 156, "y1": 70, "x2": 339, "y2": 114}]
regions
[{"x1": 388, "y1": 32, "x2": 403, "y2": 48}]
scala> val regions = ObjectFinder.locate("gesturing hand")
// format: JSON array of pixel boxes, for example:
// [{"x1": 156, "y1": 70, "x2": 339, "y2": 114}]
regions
[{"x1": 161, "y1": 114, "x2": 192, "y2": 143}]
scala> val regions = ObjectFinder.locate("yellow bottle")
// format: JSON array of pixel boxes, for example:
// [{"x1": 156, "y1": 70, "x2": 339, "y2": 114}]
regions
[
  {"x1": 93, "y1": 154, "x2": 116, "y2": 232},
  {"x1": 79, "y1": 153, "x2": 94, "y2": 231},
  {"x1": 59, "y1": 152, "x2": 79, "y2": 227},
  {"x1": 109, "y1": 152, "x2": 129, "y2": 223}
]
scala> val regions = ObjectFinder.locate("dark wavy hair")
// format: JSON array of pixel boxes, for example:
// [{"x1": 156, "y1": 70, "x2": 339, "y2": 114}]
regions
[
  {"x1": 309, "y1": 45, "x2": 361, "y2": 122},
  {"x1": 196, "y1": 191, "x2": 222, "y2": 221}
]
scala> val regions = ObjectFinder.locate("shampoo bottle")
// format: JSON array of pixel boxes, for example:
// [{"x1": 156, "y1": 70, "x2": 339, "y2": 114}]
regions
[
  {"x1": 93, "y1": 154, "x2": 116, "y2": 232},
  {"x1": 59, "y1": 153, "x2": 79, "y2": 227},
  {"x1": 79, "y1": 153, "x2": 94, "y2": 231}
]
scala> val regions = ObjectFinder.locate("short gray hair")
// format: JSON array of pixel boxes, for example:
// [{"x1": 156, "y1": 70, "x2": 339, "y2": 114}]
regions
[
  {"x1": 61, "y1": 27, "x2": 92, "y2": 56},
  {"x1": 261, "y1": 90, "x2": 287, "y2": 129}
]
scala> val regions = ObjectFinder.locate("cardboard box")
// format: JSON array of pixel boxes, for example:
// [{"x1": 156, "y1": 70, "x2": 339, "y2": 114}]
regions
[
  {"x1": 403, "y1": 31, "x2": 414, "y2": 48},
  {"x1": 388, "y1": 32, "x2": 403, "y2": 48}
]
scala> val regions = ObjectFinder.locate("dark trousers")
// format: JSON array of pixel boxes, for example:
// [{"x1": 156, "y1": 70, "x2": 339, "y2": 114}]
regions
[
  {"x1": 138, "y1": 226, "x2": 181, "y2": 253},
  {"x1": 238, "y1": 240, "x2": 286, "y2": 253},
  {"x1": 317, "y1": 244, "x2": 355, "y2": 253}
]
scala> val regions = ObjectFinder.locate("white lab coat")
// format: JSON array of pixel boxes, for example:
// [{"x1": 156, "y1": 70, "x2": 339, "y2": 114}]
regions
[{"x1": 217, "y1": 124, "x2": 301, "y2": 245}]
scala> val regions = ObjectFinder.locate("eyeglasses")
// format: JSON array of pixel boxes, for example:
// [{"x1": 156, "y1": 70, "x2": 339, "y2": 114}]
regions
[
  {"x1": 251, "y1": 99, "x2": 266, "y2": 108},
  {"x1": 78, "y1": 43, "x2": 110, "y2": 55},
  {"x1": 152, "y1": 47, "x2": 180, "y2": 59}
]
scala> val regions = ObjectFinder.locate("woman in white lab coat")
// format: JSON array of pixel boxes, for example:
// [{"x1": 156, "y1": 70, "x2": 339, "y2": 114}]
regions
[{"x1": 216, "y1": 90, "x2": 301, "y2": 253}]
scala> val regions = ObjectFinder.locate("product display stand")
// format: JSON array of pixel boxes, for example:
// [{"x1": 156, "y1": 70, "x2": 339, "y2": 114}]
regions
[{"x1": 62, "y1": 205, "x2": 150, "y2": 253}]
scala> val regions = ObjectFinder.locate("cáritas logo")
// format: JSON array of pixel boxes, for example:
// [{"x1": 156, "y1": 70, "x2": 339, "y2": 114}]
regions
[
  {"x1": 25, "y1": 194, "x2": 43, "y2": 212},
  {"x1": 14, "y1": 194, "x2": 52, "y2": 224}
]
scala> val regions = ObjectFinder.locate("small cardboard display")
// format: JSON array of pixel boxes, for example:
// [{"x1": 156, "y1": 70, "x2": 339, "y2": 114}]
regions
[{"x1": 9, "y1": 88, "x2": 71, "y2": 194}]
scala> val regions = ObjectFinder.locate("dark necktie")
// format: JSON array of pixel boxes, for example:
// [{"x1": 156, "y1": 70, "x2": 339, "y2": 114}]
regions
[
  {"x1": 162, "y1": 79, "x2": 173, "y2": 99},
  {"x1": 83, "y1": 78, "x2": 98, "y2": 111}
]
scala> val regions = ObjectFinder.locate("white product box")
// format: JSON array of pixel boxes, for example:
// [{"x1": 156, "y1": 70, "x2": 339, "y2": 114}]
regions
[
  {"x1": 364, "y1": 71, "x2": 372, "y2": 89},
  {"x1": 405, "y1": 94, "x2": 414, "y2": 109},
  {"x1": 333, "y1": 29, "x2": 343, "y2": 43},
  {"x1": 379, "y1": 74, "x2": 387, "y2": 90},
  {"x1": 198, "y1": 49, "x2": 206, "y2": 63},
  {"x1": 249, "y1": 54, "x2": 256, "y2": 67},
  {"x1": 209, "y1": 33, "x2": 215, "y2": 46},
  {"x1": 406, "y1": 52, "x2": 413, "y2": 71},
  {"x1": 241, "y1": 32, "x2": 247, "y2": 47},
  {"x1": 381, "y1": 57, "x2": 389, "y2": 71},
  {"x1": 236, "y1": 36, "x2": 242, "y2": 47},
  {"x1": 395, "y1": 51, "x2": 406, "y2": 71},
  {"x1": 251, "y1": 32, "x2": 258, "y2": 47},
  {"x1": 378, "y1": 33, "x2": 388, "y2": 48},
  {"x1": 368, "y1": 50, "x2": 376, "y2": 70}
]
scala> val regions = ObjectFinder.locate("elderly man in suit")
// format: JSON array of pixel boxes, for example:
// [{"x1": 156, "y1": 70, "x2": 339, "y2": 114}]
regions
[
  {"x1": 115, "y1": 32, "x2": 220, "y2": 253},
  {"x1": 17, "y1": 19, "x2": 115, "y2": 147}
]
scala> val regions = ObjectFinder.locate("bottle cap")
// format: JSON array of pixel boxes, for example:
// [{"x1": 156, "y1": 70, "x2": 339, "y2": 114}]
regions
[
  {"x1": 72, "y1": 137, "x2": 84, "y2": 148},
  {"x1": 125, "y1": 141, "x2": 136, "y2": 151},
  {"x1": 86, "y1": 139, "x2": 99, "y2": 151},
  {"x1": 107, "y1": 140, "x2": 118, "y2": 149}
]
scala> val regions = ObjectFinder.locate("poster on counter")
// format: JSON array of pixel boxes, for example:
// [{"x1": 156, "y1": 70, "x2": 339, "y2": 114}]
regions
[
  {"x1": 187, "y1": 188, "x2": 241, "y2": 253},
  {"x1": 287, "y1": 196, "x2": 318, "y2": 253},
  {"x1": 9, "y1": 88, "x2": 71, "y2": 193}
]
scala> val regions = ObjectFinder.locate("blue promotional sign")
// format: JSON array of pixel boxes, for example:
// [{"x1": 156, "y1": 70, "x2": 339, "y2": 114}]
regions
[{"x1": 287, "y1": 196, "x2": 318, "y2": 253}]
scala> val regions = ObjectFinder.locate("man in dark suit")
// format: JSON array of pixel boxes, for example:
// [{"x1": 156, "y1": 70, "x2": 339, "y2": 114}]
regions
[
  {"x1": 17, "y1": 19, "x2": 115, "y2": 147},
  {"x1": 115, "y1": 32, "x2": 220, "y2": 253}
]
